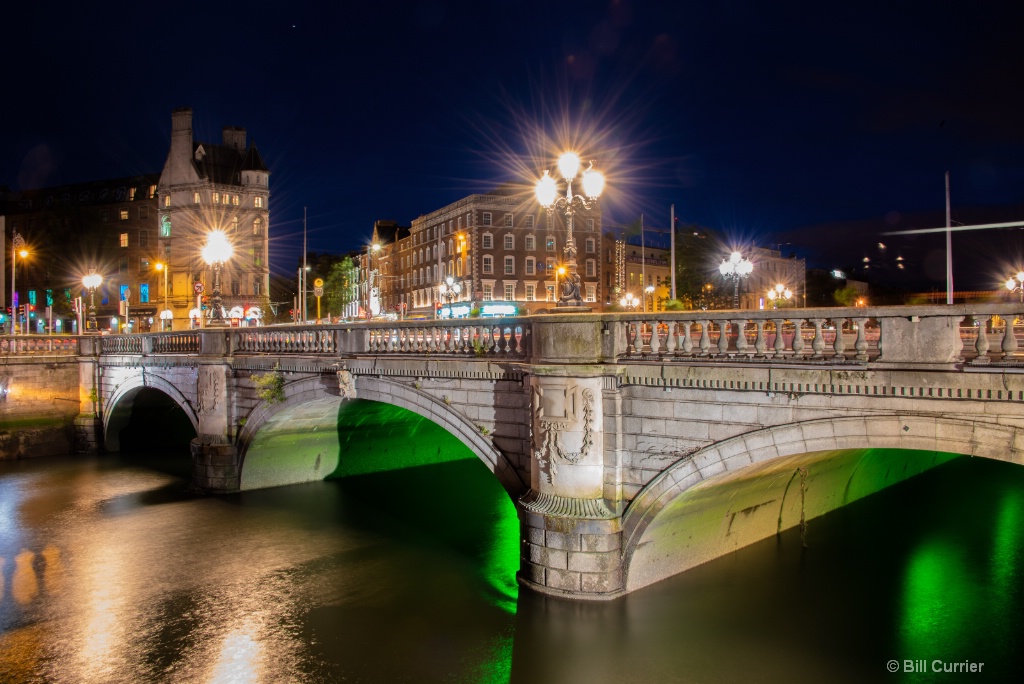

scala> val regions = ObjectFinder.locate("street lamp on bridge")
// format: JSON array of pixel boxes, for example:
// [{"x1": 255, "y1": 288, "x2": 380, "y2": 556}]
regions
[
  {"x1": 82, "y1": 271, "x2": 102, "y2": 333},
  {"x1": 719, "y1": 251, "x2": 753, "y2": 309},
  {"x1": 619, "y1": 292, "x2": 639, "y2": 312},
  {"x1": 535, "y1": 151, "x2": 605, "y2": 307},
  {"x1": 202, "y1": 230, "x2": 233, "y2": 327},
  {"x1": 10, "y1": 232, "x2": 28, "y2": 336},
  {"x1": 1006, "y1": 271, "x2": 1024, "y2": 303},
  {"x1": 767, "y1": 283, "x2": 793, "y2": 309}
]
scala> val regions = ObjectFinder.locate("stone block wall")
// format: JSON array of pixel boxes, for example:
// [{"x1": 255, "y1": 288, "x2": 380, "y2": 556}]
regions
[{"x1": 0, "y1": 357, "x2": 81, "y2": 459}]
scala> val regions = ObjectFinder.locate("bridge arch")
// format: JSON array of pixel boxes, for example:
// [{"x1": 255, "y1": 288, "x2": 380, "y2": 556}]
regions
[
  {"x1": 103, "y1": 372, "x2": 199, "y2": 452},
  {"x1": 621, "y1": 414, "x2": 1024, "y2": 593},
  {"x1": 236, "y1": 374, "x2": 524, "y2": 496}
]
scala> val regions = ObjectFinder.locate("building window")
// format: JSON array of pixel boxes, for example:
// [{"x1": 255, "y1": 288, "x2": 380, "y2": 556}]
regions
[
  {"x1": 149, "y1": 185, "x2": 157, "y2": 199},
  {"x1": 254, "y1": 196, "x2": 264, "y2": 208},
  {"x1": 139, "y1": 206, "x2": 149, "y2": 219},
  {"x1": 213, "y1": 192, "x2": 220, "y2": 203},
  {"x1": 504, "y1": 283, "x2": 515, "y2": 300},
  {"x1": 129, "y1": 187, "x2": 137, "y2": 201},
  {"x1": 526, "y1": 284, "x2": 536, "y2": 301},
  {"x1": 140, "y1": 283, "x2": 150, "y2": 303},
  {"x1": 119, "y1": 258, "x2": 128, "y2": 274},
  {"x1": 504, "y1": 213, "x2": 513, "y2": 227},
  {"x1": 546, "y1": 213, "x2": 554, "y2": 230},
  {"x1": 525, "y1": 257, "x2": 535, "y2": 275},
  {"x1": 546, "y1": 236, "x2": 556, "y2": 251},
  {"x1": 119, "y1": 208, "x2": 129, "y2": 221},
  {"x1": 482, "y1": 233, "x2": 493, "y2": 249},
  {"x1": 504, "y1": 256, "x2": 515, "y2": 275},
  {"x1": 586, "y1": 284, "x2": 596, "y2": 302},
  {"x1": 525, "y1": 235, "x2": 535, "y2": 251},
  {"x1": 483, "y1": 256, "x2": 493, "y2": 274},
  {"x1": 231, "y1": 279, "x2": 241, "y2": 296},
  {"x1": 586, "y1": 218, "x2": 595, "y2": 231},
  {"x1": 547, "y1": 285, "x2": 555, "y2": 301},
  {"x1": 586, "y1": 237, "x2": 595, "y2": 253},
  {"x1": 253, "y1": 277, "x2": 262, "y2": 296},
  {"x1": 160, "y1": 215, "x2": 171, "y2": 237},
  {"x1": 140, "y1": 257, "x2": 150, "y2": 272},
  {"x1": 586, "y1": 259, "x2": 596, "y2": 277},
  {"x1": 253, "y1": 218, "x2": 264, "y2": 235},
  {"x1": 232, "y1": 195, "x2": 239, "y2": 205},
  {"x1": 546, "y1": 258, "x2": 556, "y2": 272},
  {"x1": 193, "y1": 192, "x2": 201, "y2": 204},
  {"x1": 482, "y1": 212, "x2": 492, "y2": 226},
  {"x1": 100, "y1": 209, "x2": 109, "y2": 222},
  {"x1": 138, "y1": 230, "x2": 149, "y2": 247},
  {"x1": 120, "y1": 233, "x2": 129, "y2": 247},
  {"x1": 483, "y1": 284, "x2": 493, "y2": 300},
  {"x1": 525, "y1": 215, "x2": 535, "y2": 229},
  {"x1": 504, "y1": 234, "x2": 514, "y2": 250},
  {"x1": 164, "y1": 195, "x2": 171, "y2": 207}
]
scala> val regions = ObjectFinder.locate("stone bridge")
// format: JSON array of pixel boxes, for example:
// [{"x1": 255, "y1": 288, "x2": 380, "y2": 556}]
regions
[{"x1": 72, "y1": 304, "x2": 1024, "y2": 599}]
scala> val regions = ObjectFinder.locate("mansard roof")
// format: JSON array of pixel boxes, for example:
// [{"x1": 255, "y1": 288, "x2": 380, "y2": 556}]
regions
[{"x1": 192, "y1": 142, "x2": 268, "y2": 185}]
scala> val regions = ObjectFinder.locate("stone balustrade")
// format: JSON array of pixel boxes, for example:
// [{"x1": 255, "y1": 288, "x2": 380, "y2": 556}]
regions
[{"x1": 0, "y1": 335, "x2": 79, "y2": 355}]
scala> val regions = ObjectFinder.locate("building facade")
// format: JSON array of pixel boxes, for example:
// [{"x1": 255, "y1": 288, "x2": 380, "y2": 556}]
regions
[{"x1": 157, "y1": 108, "x2": 270, "y2": 329}]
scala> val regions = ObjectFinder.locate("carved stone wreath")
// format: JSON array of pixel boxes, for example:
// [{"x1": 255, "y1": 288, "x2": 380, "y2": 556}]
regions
[{"x1": 534, "y1": 388, "x2": 594, "y2": 465}]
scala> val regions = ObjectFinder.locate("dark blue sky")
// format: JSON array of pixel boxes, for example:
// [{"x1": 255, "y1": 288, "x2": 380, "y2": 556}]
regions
[{"x1": 4, "y1": 1, "x2": 1023, "y2": 285}]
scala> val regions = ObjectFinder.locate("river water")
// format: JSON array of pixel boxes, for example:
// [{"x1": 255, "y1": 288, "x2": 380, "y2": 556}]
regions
[{"x1": 1, "y1": 447, "x2": 1021, "y2": 683}]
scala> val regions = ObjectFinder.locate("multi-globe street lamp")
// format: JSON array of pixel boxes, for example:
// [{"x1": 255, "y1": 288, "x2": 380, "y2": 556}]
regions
[
  {"x1": 719, "y1": 251, "x2": 754, "y2": 309},
  {"x1": 767, "y1": 282, "x2": 793, "y2": 309},
  {"x1": 1006, "y1": 272, "x2": 1024, "y2": 302},
  {"x1": 620, "y1": 292, "x2": 639, "y2": 311},
  {"x1": 10, "y1": 232, "x2": 28, "y2": 336},
  {"x1": 535, "y1": 152, "x2": 605, "y2": 307},
  {"x1": 644, "y1": 284, "x2": 655, "y2": 312},
  {"x1": 438, "y1": 275, "x2": 461, "y2": 307},
  {"x1": 201, "y1": 230, "x2": 233, "y2": 327},
  {"x1": 82, "y1": 271, "x2": 102, "y2": 333}
]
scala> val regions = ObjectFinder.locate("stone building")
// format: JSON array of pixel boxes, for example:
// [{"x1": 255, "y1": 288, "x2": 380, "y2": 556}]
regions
[
  {"x1": 369, "y1": 187, "x2": 604, "y2": 318},
  {"x1": 157, "y1": 108, "x2": 270, "y2": 329}
]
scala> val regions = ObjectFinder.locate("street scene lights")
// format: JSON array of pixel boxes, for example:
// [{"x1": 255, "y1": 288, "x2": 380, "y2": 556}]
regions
[
  {"x1": 1006, "y1": 271, "x2": 1024, "y2": 302},
  {"x1": 535, "y1": 151, "x2": 605, "y2": 307},
  {"x1": 620, "y1": 292, "x2": 639, "y2": 311},
  {"x1": 366, "y1": 242, "x2": 381, "y2": 318},
  {"x1": 201, "y1": 230, "x2": 233, "y2": 327},
  {"x1": 82, "y1": 271, "x2": 102, "y2": 333},
  {"x1": 644, "y1": 284, "x2": 655, "y2": 312},
  {"x1": 155, "y1": 262, "x2": 171, "y2": 331},
  {"x1": 438, "y1": 275, "x2": 461, "y2": 307},
  {"x1": 719, "y1": 251, "x2": 754, "y2": 309},
  {"x1": 10, "y1": 231, "x2": 28, "y2": 335},
  {"x1": 767, "y1": 283, "x2": 793, "y2": 309}
]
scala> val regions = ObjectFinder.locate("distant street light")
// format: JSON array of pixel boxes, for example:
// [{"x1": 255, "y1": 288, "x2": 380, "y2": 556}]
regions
[
  {"x1": 719, "y1": 251, "x2": 753, "y2": 309},
  {"x1": 767, "y1": 283, "x2": 793, "y2": 309},
  {"x1": 620, "y1": 292, "x2": 639, "y2": 312},
  {"x1": 1006, "y1": 271, "x2": 1024, "y2": 303},
  {"x1": 155, "y1": 262, "x2": 171, "y2": 331},
  {"x1": 536, "y1": 151, "x2": 605, "y2": 307},
  {"x1": 82, "y1": 271, "x2": 102, "y2": 333},
  {"x1": 10, "y1": 232, "x2": 27, "y2": 336},
  {"x1": 201, "y1": 230, "x2": 233, "y2": 327},
  {"x1": 644, "y1": 284, "x2": 655, "y2": 312}
]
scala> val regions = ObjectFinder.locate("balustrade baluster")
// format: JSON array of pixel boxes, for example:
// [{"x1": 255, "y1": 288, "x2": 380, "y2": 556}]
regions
[
  {"x1": 791, "y1": 319, "x2": 806, "y2": 357},
  {"x1": 732, "y1": 319, "x2": 748, "y2": 357},
  {"x1": 680, "y1": 321, "x2": 693, "y2": 355},
  {"x1": 810, "y1": 319, "x2": 826, "y2": 359},
  {"x1": 771, "y1": 319, "x2": 786, "y2": 357},
  {"x1": 1002, "y1": 316, "x2": 1019, "y2": 359},
  {"x1": 715, "y1": 321, "x2": 729, "y2": 356},
  {"x1": 832, "y1": 317, "x2": 848, "y2": 359},
  {"x1": 972, "y1": 317, "x2": 991, "y2": 364},
  {"x1": 754, "y1": 320, "x2": 767, "y2": 357},
  {"x1": 698, "y1": 320, "x2": 711, "y2": 356},
  {"x1": 854, "y1": 318, "x2": 869, "y2": 361},
  {"x1": 649, "y1": 319, "x2": 663, "y2": 355}
]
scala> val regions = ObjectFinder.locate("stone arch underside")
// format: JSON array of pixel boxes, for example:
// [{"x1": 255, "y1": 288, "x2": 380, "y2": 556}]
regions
[
  {"x1": 237, "y1": 375, "x2": 524, "y2": 496},
  {"x1": 621, "y1": 414, "x2": 1024, "y2": 593},
  {"x1": 103, "y1": 373, "x2": 199, "y2": 452}
]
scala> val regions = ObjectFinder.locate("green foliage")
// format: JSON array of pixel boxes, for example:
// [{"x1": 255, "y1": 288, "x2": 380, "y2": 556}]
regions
[
  {"x1": 323, "y1": 256, "x2": 358, "y2": 319},
  {"x1": 252, "y1": 365, "x2": 286, "y2": 404},
  {"x1": 662, "y1": 298, "x2": 685, "y2": 311},
  {"x1": 833, "y1": 286, "x2": 860, "y2": 306},
  {"x1": 672, "y1": 227, "x2": 733, "y2": 310}
]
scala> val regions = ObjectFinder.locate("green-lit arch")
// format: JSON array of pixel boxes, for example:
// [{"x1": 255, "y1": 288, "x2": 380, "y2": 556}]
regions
[{"x1": 622, "y1": 414, "x2": 1024, "y2": 593}]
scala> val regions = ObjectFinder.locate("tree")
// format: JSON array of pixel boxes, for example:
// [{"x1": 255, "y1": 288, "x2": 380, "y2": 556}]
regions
[
  {"x1": 833, "y1": 286, "x2": 860, "y2": 306},
  {"x1": 323, "y1": 256, "x2": 358, "y2": 318},
  {"x1": 673, "y1": 226, "x2": 732, "y2": 310}
]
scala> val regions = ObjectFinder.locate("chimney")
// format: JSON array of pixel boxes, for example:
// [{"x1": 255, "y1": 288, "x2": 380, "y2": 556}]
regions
[
  {"x1": 170, "y1": 107, "x2": 193, "y2": 159},
  {"x1": 222, "y1": 126, "x2": 246, "y2": 151}
]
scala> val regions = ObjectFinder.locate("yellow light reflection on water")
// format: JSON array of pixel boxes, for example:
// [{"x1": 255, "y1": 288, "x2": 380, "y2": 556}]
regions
[{"x1": 207, "y1": 621, "x2": 266, "y2": 684}]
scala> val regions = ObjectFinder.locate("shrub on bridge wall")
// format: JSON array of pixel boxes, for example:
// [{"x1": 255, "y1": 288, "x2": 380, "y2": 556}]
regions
[{"x1": 251, "y1": 365, "x2": 285, "y2": 404}]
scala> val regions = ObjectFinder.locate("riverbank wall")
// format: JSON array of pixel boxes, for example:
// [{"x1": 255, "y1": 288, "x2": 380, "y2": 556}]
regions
[{"x1": 0, "y1": 356, "x2": 82, "y2": 460}]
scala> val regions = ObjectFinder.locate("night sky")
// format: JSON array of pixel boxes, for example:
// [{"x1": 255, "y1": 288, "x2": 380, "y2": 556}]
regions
[{"x1": 3, "y1": 1, "x2": 1023, "y2": 289}]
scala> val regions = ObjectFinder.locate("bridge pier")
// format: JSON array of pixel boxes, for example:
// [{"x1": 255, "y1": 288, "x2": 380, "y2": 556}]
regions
[
  {"x1": 192, "y1": 359, "x2": 239, "y2": 492},
  {"x1": 518, "y1": 319, "x2": 626, "y2": 598}
]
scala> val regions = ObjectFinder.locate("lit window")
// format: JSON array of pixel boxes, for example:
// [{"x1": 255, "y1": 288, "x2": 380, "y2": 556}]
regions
[
  {"x1": 525, "y1": 235, "x2": 535, "y2": 250},
  {"x1": 160, "y1": 215, "x2": 171, "y2": 237},
  {"x1": 504, "y1": 283, "x2": 515, "y2": 300},
  {"x1": 120, "y1": 233, "x2": 129, "y2": 247},
  {"x1": 193, "y1": 192, "x2": 200, "y2": 204},
  {"x1": 525, "y1": 215, "x2": 535, "y2": 229},
  {"x1": 586, "y1": 284, "x2": 596, "y2": 302},
  {"x1": 483, "y1": 284, "x2": 493, "y2": 300},
  {"x1": 504, "y1": 256, "x2": 515, "y2": 275},
  {"x1": 140, "y1": 257, "x2": 150, "y2": 271},
  {"x1": 482, "y1": 212, "x2": 492, "y2": 226},
  {"x1": 526, "y1": 284, "x2": 535, "y2": 301},
  {"x1": 254, "y1": 196, "x2": 264, "y2": 208},
  {"x1": 546, "y1": 236, "x2": 556, "y2": 251},
  {"x1": 253, "y1": 278, "x2": 262, "y2": 296},
  {"x1": 504, "y1": 235, "x2": 514, "y2": 250},
  {"x1": 140, "y1": 283, "x2": 150, "y2": 303},
  {"x1": 483, "y1": 256, "x2": 493, "y2": 274},
  {"x1": 232, "y1": 195, "x2": 239, "y2": 205},
  {"x1": 164, "y1": 195, "x2": 170, "y2": 207},
  {"x1": 129, "y1": 187, "x2": 137, "y2": 201},
  {"x1": 149, "y1": 185, "x2": 157, "y2": 199},
  {"x1": 253, "y1": 218, "x2": 263, "y2": 235},
  {"x1": 482, "y1": 233, "x2": 493, "y2": 249},
  {"x1": 119, "y1": 208, "x2": 129, "y2": 220},
  {"x1": 213, "y1": 192, "x2": 220, "y2": 203},
  {"x1": 504, "y1": 213, "x2": 513, "y2": 227}
]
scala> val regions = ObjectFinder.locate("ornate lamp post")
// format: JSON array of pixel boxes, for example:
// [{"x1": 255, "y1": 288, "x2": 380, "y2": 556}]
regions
[
  {"x1": 155, "y1": 262, "x2": 171, "y2": 331},
  {"x1": 10, "y1": 232, "x2": 28, "y2": 336},
  {"x1": 438, "y1": 275, "x2": 462, "y2": 317},
  {"x1": 718, "y1": 251, "x2": 753, "y2": 309},
  {"x1": 82, "y1": 271, "x2": 102, "y2": 333},
  {"x1": 767, "y1": 282, "x2": 793, "y2": 309},
  {"x1": 535, "y1": 152, "x2": 605, "y2": 307},
  {"x1": 201, "y1": 230, "x2": 233, "y2": 327},
  {"x1": 619, "y1": 292, "x2": 639, "y2": 312},
  {"x1": 1006, "y1": 271, "x2": 1024, "y2": 303},
  {"x1": 644, "y1": 284, "x2": 655, "y2": 312}
]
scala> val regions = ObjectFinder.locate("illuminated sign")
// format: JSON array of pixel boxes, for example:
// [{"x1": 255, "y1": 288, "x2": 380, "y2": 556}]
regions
[
  {"x1": 831, "y1": 269, "x2": 846, "y2": 279},
  {"x1": 439, "y1": 305, "x2": 472, "y2": 319},
  {"x1": 481, "y1": 304, "x2": 517, "y2": 317}
]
